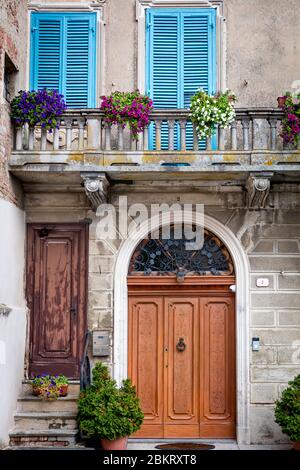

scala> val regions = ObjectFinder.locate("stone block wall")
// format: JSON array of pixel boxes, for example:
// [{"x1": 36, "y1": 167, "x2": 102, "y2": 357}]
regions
[{"x1": 24, "y1": 185, "x2": 300, "y2": 444}]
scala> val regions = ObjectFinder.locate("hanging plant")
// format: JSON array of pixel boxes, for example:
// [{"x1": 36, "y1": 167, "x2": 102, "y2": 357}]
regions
[
  {"x1": 11, "y1": 89, "x2": 67, "y2": 131},
  {"x1": 100, "y1": 90, "x2": 153, "y2": 140},
  {"x1": 190, "y1": 89, "x2": 236, "y2": 140},
  {"x1": 278, "y1": 92, "x2": 300, "y2": 146}
]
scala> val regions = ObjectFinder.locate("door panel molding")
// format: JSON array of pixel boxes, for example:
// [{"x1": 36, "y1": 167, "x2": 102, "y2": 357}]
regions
[{"x1": 128, "y1": 288, "x2": 235, "y2": 438}]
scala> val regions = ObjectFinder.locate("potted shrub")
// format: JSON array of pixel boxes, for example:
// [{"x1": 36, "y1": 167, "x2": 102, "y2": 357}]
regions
[
  {"x1": 32, "y1": 374, "x2": 69, "y2": 400},
  {"x1": 190, "y1": 89, "x2": 236, "y2": 140},
  {"x1": 100, "y1": 90, "x2": 153, "y2": 140},
  {"x1": 275, "y1": 374, "x2": 300, "y2": 450},
  {"x1": 77, "y1": 362, "x2": 144, "y2": 450},
  {"x1": 277, "y1": 91, "x2": 300, "y2": 147},
  {"x1": 11, "y1": 88, "x2": 67, "y2": 131}
]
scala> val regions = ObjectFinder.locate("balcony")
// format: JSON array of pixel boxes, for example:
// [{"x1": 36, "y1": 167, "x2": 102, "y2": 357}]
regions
[{"x1": 9, "y1": 107, "x2": 300, "y2": 207}]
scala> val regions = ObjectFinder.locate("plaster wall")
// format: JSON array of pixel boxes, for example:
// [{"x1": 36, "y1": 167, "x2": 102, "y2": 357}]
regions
[{"x1": 0, "y1": 199, "x2": 26, "y2": 448}]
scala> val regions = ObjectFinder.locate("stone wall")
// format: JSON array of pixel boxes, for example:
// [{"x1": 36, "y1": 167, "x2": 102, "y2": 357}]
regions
[
  {"x1": 0, "y1": 0, "x2": 27, "y2": 207},
  {"x1": 0, "y1": 0, "x2": 28, "y2": 449},
  {"x1": 29, "y1": 0, "x2": 300, "y2": 106}
]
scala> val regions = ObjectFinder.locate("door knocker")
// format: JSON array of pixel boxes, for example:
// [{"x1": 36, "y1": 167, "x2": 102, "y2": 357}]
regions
[{"x1": 176, "y1": 337, "x2": 186, "y2": 352}]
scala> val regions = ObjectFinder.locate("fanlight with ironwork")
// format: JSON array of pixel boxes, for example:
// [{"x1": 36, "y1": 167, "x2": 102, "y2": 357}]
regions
[{"x1": 128, "y1": 227, "x2": 234, "y2": 277}]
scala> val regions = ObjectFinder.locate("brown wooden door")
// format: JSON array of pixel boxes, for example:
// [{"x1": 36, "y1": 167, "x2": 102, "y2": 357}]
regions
[
  {"x1": 128, "y1": 281, "x2": 235, "y2": 438},
  {"x1": 27, "y1": 224, "x2": 87, "y2": 379}
]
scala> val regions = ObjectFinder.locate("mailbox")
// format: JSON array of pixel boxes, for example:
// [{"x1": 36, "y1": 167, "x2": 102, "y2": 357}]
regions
[{"x1": 92, "y1": 331, "x2": 110, "y2": 356}]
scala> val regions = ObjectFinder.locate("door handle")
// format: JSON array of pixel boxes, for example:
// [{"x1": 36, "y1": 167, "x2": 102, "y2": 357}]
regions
[{"x1": 176, "y1": 338, "x2": 186, "y2": 352}]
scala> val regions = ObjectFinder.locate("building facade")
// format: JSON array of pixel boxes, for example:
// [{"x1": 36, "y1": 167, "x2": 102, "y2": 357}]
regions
[{"x1": 0, "y1": 0, "x2": 300, "y2": 447}]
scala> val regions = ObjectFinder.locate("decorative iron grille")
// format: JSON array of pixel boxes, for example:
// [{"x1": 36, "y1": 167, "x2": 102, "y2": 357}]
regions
[{"x1": 129, "y1": 227, "x2": 234, "y2": 276}]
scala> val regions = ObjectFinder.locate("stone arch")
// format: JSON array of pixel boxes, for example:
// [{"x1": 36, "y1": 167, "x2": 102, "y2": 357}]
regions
[{"x1": 113, "y1": 211, "x2": 250, "y2": 444}]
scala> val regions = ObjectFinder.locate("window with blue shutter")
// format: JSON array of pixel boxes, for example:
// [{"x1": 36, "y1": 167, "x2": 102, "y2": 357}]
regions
[
  {"x1": 146, "y1": 8, "x2": 216, "y2": 149},
  {"x1": 30, "y1": 12, "x2": 97, "y2": 108}
]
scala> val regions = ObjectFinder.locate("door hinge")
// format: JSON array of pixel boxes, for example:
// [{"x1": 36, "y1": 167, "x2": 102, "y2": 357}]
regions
[{"x1": 146, "y1": 19, "x2": 153, "y2": 30}]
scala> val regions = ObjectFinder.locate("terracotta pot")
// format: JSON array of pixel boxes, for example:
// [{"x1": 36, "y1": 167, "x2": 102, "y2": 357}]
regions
[
  {"x1": 32, "y1": 386, "x2": 42, "y2": 396},
  {"x1": 101, "y1": 436, "x2": 128, "y2": 450},
  {"x1": 277, "y1": 96, "x2": 287, "y2": 108},
  {"x1": 292, "y1": 441, "x2": 300, "y2": 450},
  {"x1": 59, "y1": 384, "x2": 68, "y2": 397}
]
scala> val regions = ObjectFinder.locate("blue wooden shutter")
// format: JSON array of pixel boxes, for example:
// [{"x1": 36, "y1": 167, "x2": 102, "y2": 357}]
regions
[
  {"x1": 146, "y1": 8, "x2": 216, "y2": 150},
  {"x1": 147, "y1": 10, "x2": 179, "y2": 149},
  {"x1": 64, "y1": 16, "x2": 96, "y2": 108},
  {"x1": 30, "y1": 16, "x2": 62, "y2": 92},
  {"x1": 30, "y1": 13, "x2": 96, "y2": 108},
  {"x1": 182, "y1": 12, "x2": 215, "y2": 149}
]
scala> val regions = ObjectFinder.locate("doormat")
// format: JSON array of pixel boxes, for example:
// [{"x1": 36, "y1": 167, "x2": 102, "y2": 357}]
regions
[{"x1": 155, "y1": 443, "x2": 215, "y2": 450}]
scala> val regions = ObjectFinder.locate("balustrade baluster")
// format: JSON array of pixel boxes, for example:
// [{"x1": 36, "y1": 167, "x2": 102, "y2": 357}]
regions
[
  {"x1": 179, "y1": 120, "x2": 186, "y2": 151},
  {"x1": 242, "y1": 117, "x2": 250, "y2": 151},
  {"x1": 268, "y1": 118, "x2": 277, "y2": 150},
  {"x1": 104, "y1": 123, "x2": 111, "y2": 151},
  {"x1": 28, "y1": 127, "x2": 35, "y2": 151},
  {"x1": 78, "y1": 119, "x2": 85, "y2": 150},
  {"x1": 206, "y1": 135, "x2": 212, "y2": 150},
  {"x1": 53, "y1": 127, "x2": 59, "y2": 150},
  {"x1": 231, "y1": 121, "x2": 237, "y2": 150},
  {"x1": 65, "y1": 118, "x2": 73, "y2": 150},
  {"x1": 155, "y1": 120, "x2": 162, "y2": 151},
  {"x1": 193, "y1": 123, "x2": 199, "y2": 151},
  {"x1": 40, "y1": 128, "x2": 47, "y2": 151},
  {"x1": 143, "y1": 126, "x2": 149, "y2": 151},
  {"x1": 168, "y1": 120, "x2": 175, "y2": 151},
  {"x1": 218, "y1": 127, "x2": 225, "y2": 151},
  {"x1": 117, "y1": 124, "x2": 124, "y2": 150},
  {"x1": 15, "y1": 127, "x2": 23, "y2": 151}
]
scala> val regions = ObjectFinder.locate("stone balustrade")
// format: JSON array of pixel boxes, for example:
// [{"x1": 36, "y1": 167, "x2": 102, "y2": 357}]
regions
[{"x1": 13, "y1": 108, "x2": 299, "y2": 154}]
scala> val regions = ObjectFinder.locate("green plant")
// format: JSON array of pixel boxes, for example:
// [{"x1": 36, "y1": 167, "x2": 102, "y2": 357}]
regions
[
  {"x1": 100, "y1": 90, "x2": 153, "y2": 139},
  {"x1": 77, "y1": 362, "x2": 144, "y2": 441},
  {"x1": 11, "y1": 89, "x2": 67, "y2": 130},
  {"x1": 190, "y1": 89, "x2": 236, "y2": 139},
  {"x1": 275, "y1": 374, "x2": 300, "y2": 442},
  {"x1": 278, "y1": 92, "x2": 300, "y2": 145}
]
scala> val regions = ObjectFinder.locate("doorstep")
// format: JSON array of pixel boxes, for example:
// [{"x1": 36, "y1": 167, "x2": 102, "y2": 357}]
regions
[{"x1": 127, "y1": 439, "x2": 292, "y2": 451}]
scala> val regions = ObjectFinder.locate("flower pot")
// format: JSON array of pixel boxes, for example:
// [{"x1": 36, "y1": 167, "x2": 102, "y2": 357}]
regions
[
  {"x1": 59, "y1": 384, "x2": 68, "y2": 397},
  {"x1": 277, "y1": 96, "x2": 287, "y2": 108},
  {"x1": 32, "y1": 386, "x2": 42, "y2": 396},
  {"x1": 292, "y1": 442, "x2": 300, "y2": 451},
  {"x1": 101, "y1": 436, "x2": 128, "y2": 450}
]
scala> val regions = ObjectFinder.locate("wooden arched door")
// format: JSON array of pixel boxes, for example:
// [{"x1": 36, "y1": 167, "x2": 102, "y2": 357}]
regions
[{"x1": 127, "y1": 228, "x2": 236, "y2": 438}]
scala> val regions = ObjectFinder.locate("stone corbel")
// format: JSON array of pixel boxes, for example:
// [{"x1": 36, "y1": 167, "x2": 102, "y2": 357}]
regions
[
  {"x1": 81, "y1": 173, "x2": 109, "y2": 211},
  {"x1": 246, "y1": 173, "x2": 273, "y2": 209}
]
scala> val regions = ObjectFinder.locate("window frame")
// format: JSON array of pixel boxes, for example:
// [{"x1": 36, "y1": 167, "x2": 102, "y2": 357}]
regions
[{"x1": 136, "y1": 0, "x2": 225, "y2": 94}]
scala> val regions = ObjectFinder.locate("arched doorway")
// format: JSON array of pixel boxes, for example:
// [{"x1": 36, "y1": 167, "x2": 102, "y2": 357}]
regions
[
  {"x1": 113, "y1": 212, "x2": 250, "y2": 444},
  {"x1": 127, "y1": 226, "x2": 236, "y2": 438}
]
